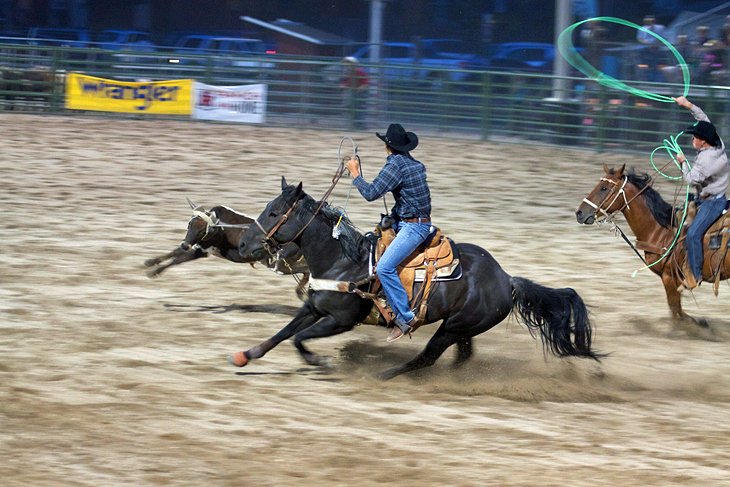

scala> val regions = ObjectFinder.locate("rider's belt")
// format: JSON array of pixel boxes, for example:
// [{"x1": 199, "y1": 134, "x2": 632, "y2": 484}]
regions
[
  {"x1": 698, "y1": 193, "x2": 724, "y2": 201},
  {"x1": 402, "y1": 217, "x2": 431, "y2": 223}
]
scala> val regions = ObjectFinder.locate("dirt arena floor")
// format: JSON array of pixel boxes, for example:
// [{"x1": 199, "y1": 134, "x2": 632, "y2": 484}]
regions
[{"x1": 2, "y1": 114, "x2": 730, "y2": 486}]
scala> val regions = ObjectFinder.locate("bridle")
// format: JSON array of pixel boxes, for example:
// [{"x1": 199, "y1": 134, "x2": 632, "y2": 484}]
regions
[
  {"x1": 581, "y1": 175, "x2": 631, "y2": 219},
  {"x1": 180, "y1": 209, "x2": 220, "y2": 249},
  {"x1": 581, "y1": 173, "x2": 657, "y2": 266},
  {"x1": 253, "y1": 197, "x2": 303, "y2": 253},
  {"x1": 582, "y1": 174, "x2": 657, "y2": 222},
  {"x1": 254, "y1": 161, "x2": 349, "y2": 253}
]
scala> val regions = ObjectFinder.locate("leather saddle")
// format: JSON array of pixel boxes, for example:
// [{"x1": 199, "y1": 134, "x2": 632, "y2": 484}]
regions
[
  {"x1": 367, "y1": 220, "x2": 461, "y2": 329},
  {"x1": 673, "y1": 200, "x2": 730, "y2": 295},
  {"x1": 680, "y1": 200, "x2": 730, "y2": 242}
]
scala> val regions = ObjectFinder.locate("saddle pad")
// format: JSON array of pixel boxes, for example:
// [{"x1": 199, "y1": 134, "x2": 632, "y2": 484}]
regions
[{"x1": 414, "y1": 258, "x2": 462, "y2": 282}]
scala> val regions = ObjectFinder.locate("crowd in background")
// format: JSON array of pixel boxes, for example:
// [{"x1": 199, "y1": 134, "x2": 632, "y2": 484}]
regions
[{"x1": 580, "y1": 14, "x2": 730, "y2": 86}]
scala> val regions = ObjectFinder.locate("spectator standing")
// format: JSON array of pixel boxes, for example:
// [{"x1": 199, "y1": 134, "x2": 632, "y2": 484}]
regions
[
  {"x1": 636, "y1": 15, "x2": 666, "y2": 81},
  {"x1": 662, "y1": 34, "x2": 691, "y2": 83},
  {"x1": 340, "y1": 56, "x2": 369, "y2": 130},
  {"x1": 721, "y1": 15, "x2": 730, "y2": 44},
  {"x1": 580, "y1": 20, "x2": 607, "y2": 69},
  {"x1": 691, "y1": 26, "x2": 719, "y2": 84}
]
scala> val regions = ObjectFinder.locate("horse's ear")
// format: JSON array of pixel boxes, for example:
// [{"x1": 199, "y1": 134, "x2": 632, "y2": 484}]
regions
[
  {"x1": 281, "y1": 176, "x2": 288, "y2": 190},
  {"x1": 186, "y1": 197, "x2": 198, "y2": 209},
  {"x1": 294, "y1": 182, "x2": 303, "y2": 196},
  {"x1": 602, "y1": 163, "x2": 610, "y2": 174},
  {"x1": 617, "y1": 163, "x2": 626, "y2": 176}
]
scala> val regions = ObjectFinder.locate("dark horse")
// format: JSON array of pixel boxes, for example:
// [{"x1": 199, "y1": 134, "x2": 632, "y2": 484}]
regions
[
  {"x1": 144, "y1": 200, "x2": 309, "y2": 297},
  {"x1": 576, "y1": 164, "x2": 730, "y2": 327},
  {"x1": 232, "y1": 178, "x2": 600, "y2": 380}
]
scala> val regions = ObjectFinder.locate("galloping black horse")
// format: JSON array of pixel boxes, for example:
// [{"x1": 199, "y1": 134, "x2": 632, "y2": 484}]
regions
[{"x1": 232, "y1": 178, "x2": 600, "y2": 379}]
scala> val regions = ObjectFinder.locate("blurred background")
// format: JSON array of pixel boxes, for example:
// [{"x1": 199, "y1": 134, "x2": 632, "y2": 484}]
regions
[
  {"x1": 1, "y1": 0, "x2": 730, "y2": 153},
  {"x1": 1, "y1": 1, "x2": 729, "y2": 48}
]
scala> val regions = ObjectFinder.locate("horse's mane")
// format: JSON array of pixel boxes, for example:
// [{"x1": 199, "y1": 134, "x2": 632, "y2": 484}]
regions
[
  {"x1": 298, "y1": 193, "x2": 368, "y2": 262},
  {"x1": 625, "y1": 169, "x2": 674, "y2": 228}
]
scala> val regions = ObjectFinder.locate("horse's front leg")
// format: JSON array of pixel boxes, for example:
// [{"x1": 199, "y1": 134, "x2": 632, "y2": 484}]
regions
[
  {"x1": 291, "y1": 314, "x2": 358, "y2": 366},
  {"x1": 661, "y1": 270, "x2": 709, "y2": 329},
  {"x1": 228, "y1": 303, "x2": 322, "y2": 367},
  {"x1": 295, "y1": 273, "x2": 311, "y2": 301},
  {"x1": 661, "y1": 271, "x2": 686, "y2": 320}
]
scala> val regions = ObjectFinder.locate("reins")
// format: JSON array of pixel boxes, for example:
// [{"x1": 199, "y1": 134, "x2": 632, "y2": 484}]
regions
[{"x1": 256, "y1": 136, "x2": 357, "y2": 251}]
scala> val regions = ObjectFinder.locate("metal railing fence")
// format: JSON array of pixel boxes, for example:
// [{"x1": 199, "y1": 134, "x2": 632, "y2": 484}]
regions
[{"x1": 1, "y1": 43, "x2": 729, "y2": 153}]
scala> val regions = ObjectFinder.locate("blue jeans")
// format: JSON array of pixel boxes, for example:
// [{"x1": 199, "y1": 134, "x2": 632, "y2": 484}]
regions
[
  {"x1": 686, "y1": 194, "x2": 727, "y2": 279},
  {"x1": 377, "y1": 221, "x2": 432, "y2": 329}
]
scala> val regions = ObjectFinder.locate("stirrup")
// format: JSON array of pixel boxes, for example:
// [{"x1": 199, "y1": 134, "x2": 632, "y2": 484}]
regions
[
  {"x1": 677, "y1": 273, "x2": 699, "y2": 292},
  {"x1": 386, "y1": 324, "x2": 412, "y2": 343}
]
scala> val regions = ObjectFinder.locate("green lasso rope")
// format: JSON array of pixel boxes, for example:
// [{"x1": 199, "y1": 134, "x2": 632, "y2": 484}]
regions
[
  {"x1": 558, "y1": 17, "x2": 695, "y2": 274},
  {"x1": 630, "y1": 132, "x2": 692, "y2": 276},
  {"x1": 557, "y1": 16, "x2": 690, "y2": 102}
]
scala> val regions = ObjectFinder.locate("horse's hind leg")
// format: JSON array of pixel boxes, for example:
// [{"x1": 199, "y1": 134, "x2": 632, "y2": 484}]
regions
[
  {"x1": 377, "y1": 325, "x2": 459, "y2": 381},
  {"x1": 453, "y1": 336, "x2": 473, "y2": 368}
]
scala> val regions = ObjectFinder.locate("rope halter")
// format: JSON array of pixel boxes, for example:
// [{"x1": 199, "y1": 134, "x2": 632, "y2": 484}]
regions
[
  {"x1": 190, "y1": 208, "x2": 220, "y2": 241},
  {"x1": 581, "y1": 175, "x2": 630, "y2": 220}
]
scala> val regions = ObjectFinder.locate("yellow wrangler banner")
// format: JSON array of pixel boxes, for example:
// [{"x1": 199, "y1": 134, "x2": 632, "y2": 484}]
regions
[{"x1": 65, "y1": 73, "x2": 192, "y2": 114}]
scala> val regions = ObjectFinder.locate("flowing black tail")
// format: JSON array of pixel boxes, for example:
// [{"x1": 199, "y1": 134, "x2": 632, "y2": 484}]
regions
[{"x1": 510, "y1": 276, "x2": 601, "y2": 361}]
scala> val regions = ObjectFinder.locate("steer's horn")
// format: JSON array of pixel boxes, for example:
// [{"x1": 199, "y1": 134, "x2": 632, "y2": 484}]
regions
[{"x1": 186, "y1": 197, "x2": 198, "y2": 209}]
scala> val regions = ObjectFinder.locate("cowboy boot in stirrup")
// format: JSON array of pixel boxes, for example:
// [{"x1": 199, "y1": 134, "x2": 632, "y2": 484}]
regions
[
  {"x1": 678, "y1": 264, "x2": 699, "y2": 292},
  {"x1": 386, "y1": 318, "x2": 414, "y2": 343}
]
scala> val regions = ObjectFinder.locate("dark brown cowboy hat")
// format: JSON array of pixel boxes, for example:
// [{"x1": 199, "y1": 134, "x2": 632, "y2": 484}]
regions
[
  {"x1": 684, "y1": 120, "x2": 721, "y2": 147},
  {"x1": 376, "y1": 123, "x2": 418, "y2": 152}
]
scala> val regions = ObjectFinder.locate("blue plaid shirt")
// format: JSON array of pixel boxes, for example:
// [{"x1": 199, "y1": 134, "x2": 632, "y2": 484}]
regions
[{"x1": 353, "y1": 153, "x2": 431, "y2": 219}]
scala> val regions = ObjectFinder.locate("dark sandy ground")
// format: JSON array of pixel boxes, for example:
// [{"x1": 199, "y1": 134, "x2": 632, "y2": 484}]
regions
[{"x1": 1, "y1": 114, "x2": 729, "y2": 486}]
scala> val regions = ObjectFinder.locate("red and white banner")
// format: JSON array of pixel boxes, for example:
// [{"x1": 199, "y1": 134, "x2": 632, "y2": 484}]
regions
[{"x1": 193, "y1": 82, "x2": 267, "y2": 123}]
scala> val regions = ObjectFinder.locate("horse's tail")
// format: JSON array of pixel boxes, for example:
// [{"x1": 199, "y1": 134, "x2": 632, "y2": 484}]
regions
[{"x1": 510, "y1": 276, "x2": 601, "y2": 361}]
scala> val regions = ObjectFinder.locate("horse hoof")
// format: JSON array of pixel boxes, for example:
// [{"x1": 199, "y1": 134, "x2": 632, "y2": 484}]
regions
[
  {"x1": 375, "y1": 369, "x2": 398, "y2": 381},
  {"x1": 228, "y1": 351, "x2": 249, "y2": 367},
  {"x1": 143, "y1": 259, "x2": 158, "y2": 267},
  {"x1": 304, "y1": 354, "x2": 331, "y2": 367}
]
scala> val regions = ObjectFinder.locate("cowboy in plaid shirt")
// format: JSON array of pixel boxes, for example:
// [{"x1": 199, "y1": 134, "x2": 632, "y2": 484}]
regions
[{"x1": 346, "y1": 123, "x2": 433, "y2": 342}]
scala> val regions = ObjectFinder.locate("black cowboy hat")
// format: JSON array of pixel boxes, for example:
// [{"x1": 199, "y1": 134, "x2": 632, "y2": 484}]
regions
[
  {"x1": 376, "y1": 123, "x2": 418, "y2": 152},
  {"x1": 684, "y1": 120, "x2": 721, "y2": 147}
]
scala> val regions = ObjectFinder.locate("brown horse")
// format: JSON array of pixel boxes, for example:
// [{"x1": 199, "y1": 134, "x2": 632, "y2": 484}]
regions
[
  {"x1": 145, "y1": 199, "x2": 310, "y2": 298},
  {"x1": 575, "y1": 164, "x2": 730, "y2": 327}
]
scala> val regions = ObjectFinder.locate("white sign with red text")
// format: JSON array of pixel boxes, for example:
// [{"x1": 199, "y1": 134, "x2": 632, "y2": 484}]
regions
[{"x1": 193, "y1": 82, "x2": 267, "y2": 123}]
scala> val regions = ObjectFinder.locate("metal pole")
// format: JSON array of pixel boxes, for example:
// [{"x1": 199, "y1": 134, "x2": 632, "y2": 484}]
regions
[
  {"x1": 368, "y1": 0, "x2": 383, "y2": 65},
  {"x1": 552, "y1": 0, "x2": 571, "y2": 100},
  {"x1": 368, "y1": 0, "x2": 384, "y2": 123}
]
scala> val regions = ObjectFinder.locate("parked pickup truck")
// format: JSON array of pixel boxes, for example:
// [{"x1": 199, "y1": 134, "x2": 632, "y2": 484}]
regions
[
  {"x1": 94, "y1": 30, "x2": 157, "y2": 52},
  {"x1": 350, "y1": 40, "x2": 485, "y2": 83},
  {"x1": 172, "y1": 35, "x2": 275, "y2": 69}
]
